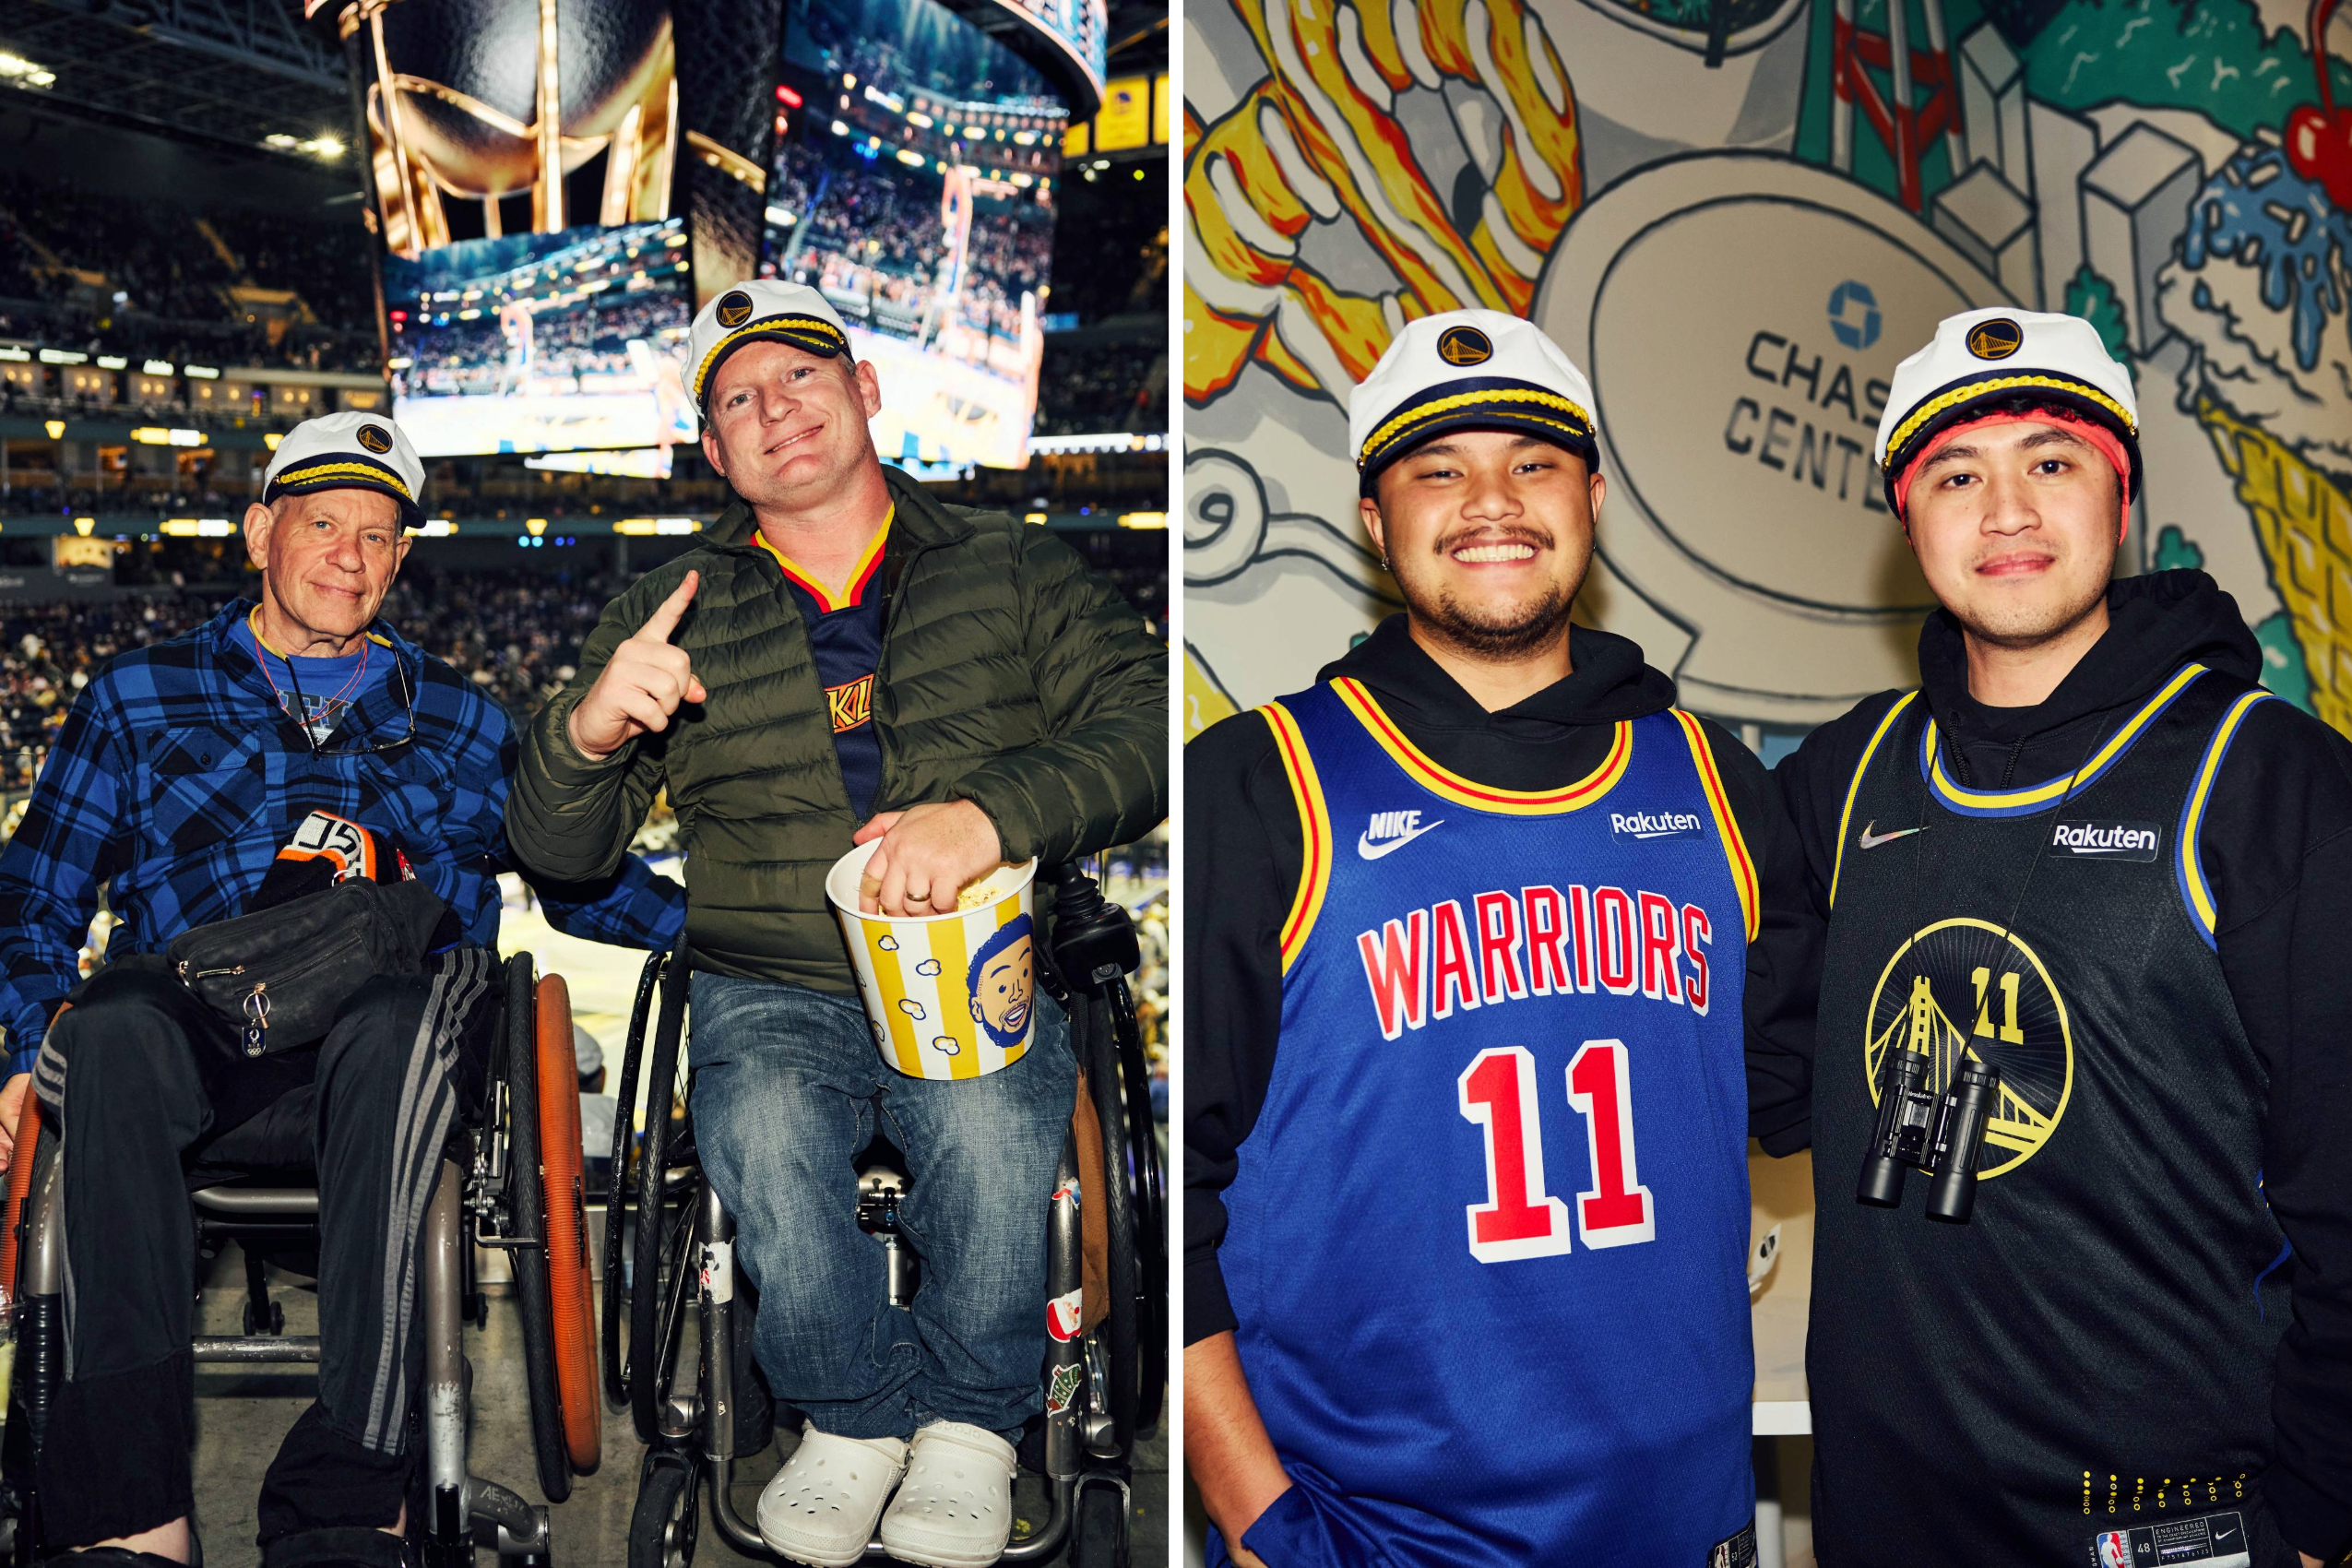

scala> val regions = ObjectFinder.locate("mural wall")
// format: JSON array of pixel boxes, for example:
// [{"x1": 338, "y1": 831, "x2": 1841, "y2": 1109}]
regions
[{"x1": 1182, "y1": 0, "x2": 2352, "y2": 748}]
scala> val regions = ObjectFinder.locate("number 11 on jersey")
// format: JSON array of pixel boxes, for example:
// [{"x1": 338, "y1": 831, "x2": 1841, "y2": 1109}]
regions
[{"x1": 1457, "y1": 1041, "x2": 1656, "y2": 1264}]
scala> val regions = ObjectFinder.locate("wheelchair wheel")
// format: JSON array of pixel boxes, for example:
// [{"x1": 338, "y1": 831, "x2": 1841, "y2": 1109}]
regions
[
  {"x1": 1073, "y1": 1483, "x2": 1130, "y2": 1568},
  {"x1": 1079, "y1": 994, "x2": 1140, "y2": 1461},
  {"x1": 629, "y1": 944, "x2": 692, "y2": 1446},
  {"x1": 1106, "y1": 984, "x2": 1168, "y2": 1435},
  {"x1": 0, "y1": 1089, "x2": 42, "y2": 1299},
  {"x1": 532, "y1": 972, "x2": 601, "y2": 1473},
  {"x1": 604, "y1": 950, "x2": 666, "y2": 1411},
  {"x1": 504, "y1": 954, "x2": 574, "y2": 1504},
  {"x1": 627, "y1": 1452, "x2": 698, "y2": 1568},
  {"x1": 0, "y1": 1097, "x2": 47, "y2": 1566}
]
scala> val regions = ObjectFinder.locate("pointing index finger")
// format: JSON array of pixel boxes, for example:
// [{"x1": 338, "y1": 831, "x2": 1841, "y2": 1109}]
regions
[{"x1": 636, "y1": 569, "x2": 700, "y2": 644}]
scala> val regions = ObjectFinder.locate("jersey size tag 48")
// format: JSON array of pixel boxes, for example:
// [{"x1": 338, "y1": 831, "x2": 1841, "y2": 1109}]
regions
[
  {"x1": 2050, "y1": 819, "x2": 2162, "y2": 861},
  {"x1": 2088, "y1": 1511, "x2": 2251, "y2": 1568}
]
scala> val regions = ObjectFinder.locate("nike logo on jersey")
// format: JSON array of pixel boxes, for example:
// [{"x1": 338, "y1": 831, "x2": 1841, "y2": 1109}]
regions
[
  {"x1": 1359, "y1": 810, "x2": 1443, "y2": 860},
  {"x1": 1858, "y1": 820, "x2": 1923, "y2": 850}
]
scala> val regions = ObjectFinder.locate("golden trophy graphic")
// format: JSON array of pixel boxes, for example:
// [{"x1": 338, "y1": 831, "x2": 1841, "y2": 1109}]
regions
[{"x1": 344, "y1": 0, "x2": 683, "y2": 258}]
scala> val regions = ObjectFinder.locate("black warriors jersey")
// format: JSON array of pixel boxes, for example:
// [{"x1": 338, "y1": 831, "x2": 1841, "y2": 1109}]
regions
[{"x1": 1809, "y1": 664, "x2": 2296, "y2": 1566}]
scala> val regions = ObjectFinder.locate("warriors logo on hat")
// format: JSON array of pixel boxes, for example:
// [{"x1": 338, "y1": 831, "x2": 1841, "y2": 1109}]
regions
[
  {"x1": 1436, "y1": 325, "x2": 1494, "y2": 366},
  {"x1": 1964, "y1": 317, "x2": 2024, "y2": 361},
  {"x1": 716, "y1": 290, "x2": 754, "y2": 329},
  {"x1": 1350, "y1": 309, "x2": 1600, "y2": 497},
  {"x1": 355, "y1": 423, "x2": 394, "y2": 454}
]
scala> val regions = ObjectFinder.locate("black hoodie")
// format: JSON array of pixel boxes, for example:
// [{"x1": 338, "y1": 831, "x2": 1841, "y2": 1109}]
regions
[
  {"x1": 1183, "y1": 613, "x2": 1817, "y2": 1344},
  {"x1": 1760, "y1": 570, "x2": 2352, "y2": 1559}
]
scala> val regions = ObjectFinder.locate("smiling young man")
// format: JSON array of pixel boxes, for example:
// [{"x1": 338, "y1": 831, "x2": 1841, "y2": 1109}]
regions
[
  {"x1": 0, "y1": 412, "x2": 681, "y2": 1568},
  {"x1": 1184, "y1": 310, "x2": 1817, "y2": 1565},
  {"x1": 1755, "y1": 308, "x2": 2352, "y2": 1566},
  {"x1": 504, "y1": 281, "x2": 1166, "y2": 1568}
]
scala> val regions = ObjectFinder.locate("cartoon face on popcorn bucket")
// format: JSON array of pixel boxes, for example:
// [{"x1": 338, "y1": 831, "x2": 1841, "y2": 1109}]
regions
[
  {"x1": 967, "y1": 918, "x2": 1034, "y2": 1048},
  {"x1": 826, "y1": 839, "x2": 1041, "y2": 1081}
]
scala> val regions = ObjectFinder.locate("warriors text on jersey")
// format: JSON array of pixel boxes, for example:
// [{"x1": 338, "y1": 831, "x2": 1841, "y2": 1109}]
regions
[{"x1": 1217, "y1": 676, "x2": 1759, "y2": 1566}]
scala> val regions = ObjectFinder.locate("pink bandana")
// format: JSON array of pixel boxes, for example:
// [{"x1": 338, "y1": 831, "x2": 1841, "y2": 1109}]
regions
[{"x1": 1894, "y1": 409, "x2": 2133, "y2": 540}]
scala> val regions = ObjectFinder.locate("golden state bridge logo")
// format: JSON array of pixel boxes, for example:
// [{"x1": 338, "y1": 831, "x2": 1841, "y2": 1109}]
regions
[
  {"x1": 1966, "y1": 317, "x2": 2024, "y2": 361},
  {"x1": 1436, "y1": 326, "x2": 1493, "y2": 366},
  {"x1": 1865, "y1": 918, "x2": 2073, "y2": 1178}
]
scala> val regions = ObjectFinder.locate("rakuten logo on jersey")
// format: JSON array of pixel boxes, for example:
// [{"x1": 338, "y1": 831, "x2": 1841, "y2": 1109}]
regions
[
  {"x1": 1356, "y1": 884, "x2": 1717, "y2": 1041},
  {"x1": 1610, "y1": 810, "x2": 1704, "y2": 843},
  {"x1": 2049, "y1": 819, "x2": 2160, "y2": 861}
]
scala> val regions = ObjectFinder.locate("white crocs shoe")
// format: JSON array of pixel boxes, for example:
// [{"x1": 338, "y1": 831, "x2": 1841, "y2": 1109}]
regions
[
  {"x1": 875, "y1": 1420, "x2": 1020, "y2": 1568},
  {"x1": 755, "y1": 1420, "x2": 909, "y2": 1568}
]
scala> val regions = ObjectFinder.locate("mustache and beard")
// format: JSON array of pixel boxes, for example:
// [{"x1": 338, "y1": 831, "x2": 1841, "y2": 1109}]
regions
[{"x1": 1394, "y1": 526, "x2": 1589, "y2": 660}]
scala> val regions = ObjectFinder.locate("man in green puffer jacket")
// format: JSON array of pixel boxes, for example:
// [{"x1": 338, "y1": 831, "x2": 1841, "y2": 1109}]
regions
[{"x1": 505, "y1": 282, "x2": 1166, "y2": 1568}]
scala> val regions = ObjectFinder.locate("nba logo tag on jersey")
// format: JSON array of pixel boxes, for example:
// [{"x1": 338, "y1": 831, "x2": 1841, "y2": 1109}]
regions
[
  {"x1": 2088, "y1": 1512, "x2": 2251, "y2": 1568},
  {"x1": 1707, "y1": 1524, "x2": 1757, "y2": 1568}
]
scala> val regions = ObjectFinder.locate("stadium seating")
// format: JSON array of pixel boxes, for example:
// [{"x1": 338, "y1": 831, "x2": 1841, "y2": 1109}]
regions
[
  {"x1": 0, "y1": 172, "x2": 378, "y2": 374},
  {"x1": 1037, "y1": 339, "x2": 1167, "y2": 435}
]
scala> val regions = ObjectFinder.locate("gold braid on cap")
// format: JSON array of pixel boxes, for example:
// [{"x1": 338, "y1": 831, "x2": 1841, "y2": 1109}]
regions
[
  {"x1": 692, "y1": 315, "x2": 851, "y2": 402},
  {"x1": 1883, "y1": 374, "x2": 2135, "y2": 470},
  {"x1": 271, "y1": 460, "x2": 413, "y2": 501},
  {"x1": 1359, "y1": 386, "x2": 1594, "y2": 468}
]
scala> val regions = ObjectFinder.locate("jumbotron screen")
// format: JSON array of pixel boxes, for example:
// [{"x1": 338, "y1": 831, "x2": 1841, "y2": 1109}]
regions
[
  {"x1": 346, "y1": 0, "x2": 709, "y2": 458},
  {"x1": 385, "y1": 218, "x2": 697, "y2": 457},
  {"x1": 759, "y1": 0, "x2": 1064, "y2": 469}
]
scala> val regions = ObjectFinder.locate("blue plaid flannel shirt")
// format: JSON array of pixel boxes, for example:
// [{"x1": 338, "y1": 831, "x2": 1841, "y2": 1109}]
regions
[{"x1": 0, "y1": 600, "x2": 684, "y2": 1075}]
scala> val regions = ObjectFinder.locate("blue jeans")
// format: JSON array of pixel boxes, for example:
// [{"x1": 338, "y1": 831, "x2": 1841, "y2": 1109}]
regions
[{"x1": 688, "y1": 972, "x2": 1077, "y2": 1442}]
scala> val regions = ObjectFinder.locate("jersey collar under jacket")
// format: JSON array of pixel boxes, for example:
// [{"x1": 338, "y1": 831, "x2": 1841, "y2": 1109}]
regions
[
  {"x1": 697, "y1": 468, "x2": 974, "y2": 639},
  {"x1": 1313, "y1": 612, "x2": 1679, "y2": 742},
  {"x1": 1916, "y1": 568, "x2": 2263, "y2": 756},
  {"x1": 703, "y1": 465, "x2": 971, "y2": 553}
]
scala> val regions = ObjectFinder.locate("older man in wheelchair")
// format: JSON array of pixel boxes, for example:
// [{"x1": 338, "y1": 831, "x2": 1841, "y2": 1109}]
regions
[
  {"x1": 503, "y1": 283, "x2": 1168, "y2": 1568},
  {"x1": 0, "y1": 414, "x2": 683, "y2": 1568}
]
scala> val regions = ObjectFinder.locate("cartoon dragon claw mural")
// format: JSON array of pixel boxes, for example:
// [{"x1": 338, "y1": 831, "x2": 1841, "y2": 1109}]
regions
[{"x1": 1187, "y1": 0, "x2": 2352, "y2": 742}]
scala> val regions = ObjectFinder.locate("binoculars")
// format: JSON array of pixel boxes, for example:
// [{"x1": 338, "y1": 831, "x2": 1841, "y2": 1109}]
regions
[{"x1": 1857, "y1": 1043, "x2": 2000, "y2": 1224}]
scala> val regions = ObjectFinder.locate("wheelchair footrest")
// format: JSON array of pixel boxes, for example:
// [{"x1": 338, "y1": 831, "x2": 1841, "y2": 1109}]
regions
[{"x1": 194, "y1": 1336, "x2": 320, "y2": 1363}]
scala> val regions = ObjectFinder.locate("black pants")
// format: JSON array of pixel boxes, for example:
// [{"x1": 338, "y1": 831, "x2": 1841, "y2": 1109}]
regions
[{"x1": 34, "y1": 952, "x2": 499, "y2": 1549}]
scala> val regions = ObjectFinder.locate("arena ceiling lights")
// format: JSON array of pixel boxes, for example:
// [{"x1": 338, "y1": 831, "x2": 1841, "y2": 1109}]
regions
[
  {"x1": 1, "y1": 0, "x2": 341, "y2": 160},
  {"x1": 261, "y1": 130, "x2": 345, "y2": 160},
  {"x1": 0, "y1": 52, "x2": 56, "y2": 89}
]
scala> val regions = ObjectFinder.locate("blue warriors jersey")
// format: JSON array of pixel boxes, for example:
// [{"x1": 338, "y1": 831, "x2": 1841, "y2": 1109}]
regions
[{"x1": 1214, "y1": 679, "x2": 1759, "y2": 1568}]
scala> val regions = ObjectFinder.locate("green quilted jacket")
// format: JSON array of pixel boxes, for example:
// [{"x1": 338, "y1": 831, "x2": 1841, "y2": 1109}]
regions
[{"x1": 505, "y1": 465, "x2": 1169, "y2": 992}]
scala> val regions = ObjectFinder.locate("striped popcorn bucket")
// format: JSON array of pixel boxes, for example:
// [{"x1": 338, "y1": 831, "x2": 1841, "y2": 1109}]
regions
[{"x1": 826, "y1": 841, "x2": 1041, "y2": 1081}]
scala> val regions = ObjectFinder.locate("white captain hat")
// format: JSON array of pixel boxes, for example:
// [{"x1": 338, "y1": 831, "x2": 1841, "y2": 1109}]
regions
[
  {"x1": 1875, "y1": 307, "x2": 2140, "y2": 514},
  {"x1": 261, "y1": 410, "x2": 426, "y2": 531},
  {"x1": 1348, "y1": 309, "x2": 1599, "y2": 496},
  {"x1": 682, "y1": 279, "x2": 854, "y2": 416}
]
